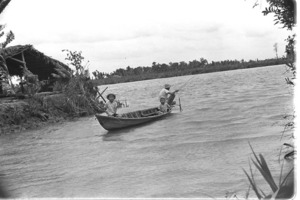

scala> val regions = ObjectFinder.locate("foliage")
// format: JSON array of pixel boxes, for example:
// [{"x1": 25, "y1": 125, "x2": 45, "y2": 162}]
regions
[
  {"x1": 242, "y1": 2, "x2": 296, "y2": 199},
  {"x1": 0, "y1": 0, "x2": 14, "y2": 95},
  {"x1": 59, "y1": 77, "x2": 96, "y2": 116},
  {"x1": 5, "y1": 105, "x2": 24, "y2": 125},
  {"x1": 0, "y1": 30, "x2": 14, "y2": 48},
  {"x1": 25, "y1": 94, "x2": 49, "y2": 121},
  {"x1": 273, "y1": 43, "x2": 278, "y2": 59},
  {"x1": 243, "y1": 143, "x2": 294, "y2": 199},
  {"x1": 0, "y1": 54, "x2": 9, "y2": 94},
  {"x1": 92, "y1": 58, "x2": 286, "y2": 85},
  {"x1": 262, "y1": 0, "x2": 296, "y2": 30},
  {"x1": 92, "y1": 70, "x2": 105, "y2": 79},
  {"x1": 284, "y1": 34, "x2": 296, "y2": 85},
  {"x1": 51, "y1": 49, "x2": 102, "y2": 116},
  {"x1": 0, "y1": 102, "x2": 28, "y2": 127},
  {"x1": 263, "y1": 0, "x2": 296, "y2": 160},
  {"x1": 0, "y1": 0, "x2": 14, "y2": 48},
  {"x1": 253, "y1": 0, "x2": 296, "y2": 84},
  {"x1": 52, "y1": 63, "x2": 73, "y2": 91},
  {"x1": 0, "y1": 0, "x2": 10, "y2": 14},
  {"x1": 62, "y1": 49, "x2": 89, "y2": 75},
  {"x1": 22, "y1": 67, "x2": 42, "y2": 96},
  {"x1": 250, "y1": 0, "x2": 296, "y2": 160}
]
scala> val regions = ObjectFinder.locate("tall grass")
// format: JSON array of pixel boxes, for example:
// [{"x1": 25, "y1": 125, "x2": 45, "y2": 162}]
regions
[{"x1": 243, "y1": 143, "x2": 294, "y2": 199}]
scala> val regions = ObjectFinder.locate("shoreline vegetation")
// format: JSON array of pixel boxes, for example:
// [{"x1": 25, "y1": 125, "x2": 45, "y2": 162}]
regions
[
  {"x1": 239, "y1": 0, "x2": 296, "y2": 198},
  {"x1": 92, "y1": 58, "x2": 286, "y2": 85},
  {"x1": 0, "y1": 49, "x2": 105, "y2": 135},
  {"x1": 0, "y1": 92, "x2": 99, "y2": 135}
]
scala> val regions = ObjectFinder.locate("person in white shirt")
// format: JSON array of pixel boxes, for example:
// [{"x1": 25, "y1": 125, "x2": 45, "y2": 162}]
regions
[
  {"x1": 158, "y1": 84, "x2": 179, "y2": 105},
  {"x1": 104, "y1": 93, "x2": 118, "y2": 117}
]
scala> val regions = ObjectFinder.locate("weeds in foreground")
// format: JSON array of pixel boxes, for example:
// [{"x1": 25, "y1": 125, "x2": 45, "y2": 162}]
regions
[
  {"x1": 7, "y1": 105, "x2": 24, "y2": 125},
  {"x1": 243, "y1": 143, "x2": 294, "y2": 199}
]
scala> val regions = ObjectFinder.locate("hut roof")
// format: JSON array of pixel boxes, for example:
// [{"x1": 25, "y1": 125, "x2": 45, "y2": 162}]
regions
[{"x1": 0, "y1": 45, "x2": 70, "y2": 80}]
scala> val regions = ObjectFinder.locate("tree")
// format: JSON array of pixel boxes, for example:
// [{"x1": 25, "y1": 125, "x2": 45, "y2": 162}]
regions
[
  {"x1": 0, "y1": 0, "x2": 14, "y2": 95},
  {"x1": 169, "y1": 62, "x2": 179, "y2": 70},
  {"x1": 257, "y1": 0, "x2": 296, "y2": 83},
  {"x1": 179, "y1": 61, "x2": 188, "y2": 69},
  {"x1": 189, "y1": 60, "x2": 200, "y2": 68},
  {"x1": 0, "y1": 0, "x2": 14, "y2": 48},
  {"x1": 126, "y1": 66, "x2": 133, "y2": 75},
  {"x1": 62, "y1": 49, "x2": 88, "y2": 75},
  {"x1": 200, "y1": 57, "x2": 208, "y2": 66},
  {"x1": 273, "y1": 42, "x2": 278, "y2": 59},
  {"x1": 160, "y1": 63, "x2": 169, "y2": 72},
  {"x1": 285, "y1": 34, "x2": 295, "y2": 81},
  {"x1": 0, "y1": 0, "x2": 10, "y2": 13},
  {"x1": 92, "y1": 70, "x2": 105, "y2": 79},
  {"x1": 152, "y1": 62, "x2": 161, "y2": 72},
  {"x1": 262, "y1": 0, "x2": 295, "y2": 30},
  {"x1": 114, "y1": 68, "x2": 126, "y2": 76},
  {"x1": 133, "y1": 67, "x2": 143, "y2": 75}
]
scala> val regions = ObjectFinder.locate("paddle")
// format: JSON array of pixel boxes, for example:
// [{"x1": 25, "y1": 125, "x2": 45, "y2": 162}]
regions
[{"x1": 97, "y1": 86, "x2": 108, "y2": 103}]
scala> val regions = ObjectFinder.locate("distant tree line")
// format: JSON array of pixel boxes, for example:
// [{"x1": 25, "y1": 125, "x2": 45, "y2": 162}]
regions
[{"x1": 91, "y1": 57, "x2": 286, "y2": 85}]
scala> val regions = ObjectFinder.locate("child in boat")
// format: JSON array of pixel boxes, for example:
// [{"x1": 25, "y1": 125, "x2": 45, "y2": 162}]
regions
[
  {"x1": 99, "y1": 101, "x2": 105, "y2": 109},
  {"x1": 104, "y1": 93, "x2": 118, "y2": 117},
  {"x1": 158, "y1": 97, "x2": 170, "y2": 113}
]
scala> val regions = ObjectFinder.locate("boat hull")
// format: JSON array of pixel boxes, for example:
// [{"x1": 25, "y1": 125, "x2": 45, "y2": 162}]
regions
[{"x1": 95, "y1": 107, "x2": 171, "y2": 131}]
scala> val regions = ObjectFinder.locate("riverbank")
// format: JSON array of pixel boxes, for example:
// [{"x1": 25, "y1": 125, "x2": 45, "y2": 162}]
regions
[{"x1": 0, "y1": 92, "x2": 97, "y2": 135}]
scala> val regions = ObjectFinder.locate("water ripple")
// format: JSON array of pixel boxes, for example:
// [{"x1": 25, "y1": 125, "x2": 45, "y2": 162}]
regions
[{"x1": 0, "y1": 65, "x2": 293, "y2": 198}]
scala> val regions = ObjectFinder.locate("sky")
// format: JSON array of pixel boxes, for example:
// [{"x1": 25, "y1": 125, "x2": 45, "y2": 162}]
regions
[{"x1": 0, "y1": 0, "x2": 292, "y2": 73}]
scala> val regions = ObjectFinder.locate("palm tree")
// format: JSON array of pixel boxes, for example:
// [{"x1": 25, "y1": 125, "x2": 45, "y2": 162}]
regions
[
  {"x1": 0, "y1": 0, "x2": 14, "y2": 95},
  {"x1": 0, "y1": 0, "x2": 10, "y2": 13}
]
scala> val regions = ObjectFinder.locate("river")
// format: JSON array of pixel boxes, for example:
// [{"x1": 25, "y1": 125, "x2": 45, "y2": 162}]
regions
[{"x1": 0, "y1": 65, "x2": 294, "y2": 198}]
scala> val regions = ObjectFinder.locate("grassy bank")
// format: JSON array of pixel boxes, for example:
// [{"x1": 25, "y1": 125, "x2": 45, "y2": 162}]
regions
[
  {"x1": 0, "y1": 92, "x2": 99, "y2": 135},
  {"x1": 1, "y1": 50, "x2": 106, "y2": 135}
]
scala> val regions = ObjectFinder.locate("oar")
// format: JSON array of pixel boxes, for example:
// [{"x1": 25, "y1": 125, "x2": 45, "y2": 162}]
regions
[
  {"x1": 97, "y1": 86, "x2": 108, "y2": 103},
  {"x1": 100, "y1": 87, "x2": 108, "y2": 95},
  {"x1": 97, "y1": 91, "x2": 106, "y2": 103}
]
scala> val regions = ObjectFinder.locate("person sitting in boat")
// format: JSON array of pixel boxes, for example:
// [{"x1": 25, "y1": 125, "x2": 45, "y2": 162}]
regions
[
  {"x1": 99, "y1": 101, "x2": 105, "y2": 108},
  {"x1": 104, "y1": 93, "x2": 118, "y2": 117},
  {"x1": 159, "y1": 84, "x2": 179, "y2": 105},
  {"x1": 158, "y1": 97, "x2": 171, "y2": 113}
]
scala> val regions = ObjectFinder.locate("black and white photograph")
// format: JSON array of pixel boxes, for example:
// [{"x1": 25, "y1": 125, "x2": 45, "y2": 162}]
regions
[{"x1": 0, "y1": 0, "x2": 296, "y2": 198}]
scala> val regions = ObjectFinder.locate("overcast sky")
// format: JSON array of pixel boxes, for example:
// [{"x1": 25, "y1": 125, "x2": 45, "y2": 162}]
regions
[{"x1": 0, "y1": 0, "x2": 291, "y2": 73}]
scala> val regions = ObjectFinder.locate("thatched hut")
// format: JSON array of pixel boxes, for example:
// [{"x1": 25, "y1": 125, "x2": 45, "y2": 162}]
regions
[
  {"x1": 0, "y1": 45, "x2": 71, "y2": 94},
  {"x1": 0, "y1": 45, "x2": 70, "y2": 80}
]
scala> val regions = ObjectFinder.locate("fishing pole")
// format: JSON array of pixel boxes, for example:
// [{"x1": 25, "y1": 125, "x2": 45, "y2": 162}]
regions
[
  {"x1": 175, "y1": 76, "x2": 197, "y2": 112},
  {"x1": 176, "y1": 75, "x2": 197, "y2": 91}
]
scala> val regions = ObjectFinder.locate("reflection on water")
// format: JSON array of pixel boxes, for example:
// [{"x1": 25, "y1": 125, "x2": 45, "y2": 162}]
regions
[{"x1": 0, "y1": 65, "x2": 294, "y2": 198}]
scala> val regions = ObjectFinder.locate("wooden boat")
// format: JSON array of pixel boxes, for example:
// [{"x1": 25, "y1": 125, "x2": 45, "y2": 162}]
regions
[{"x1": 95, "y1": 107, "x2": 172, "y2": 131}]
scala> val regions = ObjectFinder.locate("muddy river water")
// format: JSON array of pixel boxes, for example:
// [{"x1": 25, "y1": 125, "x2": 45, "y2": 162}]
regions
[{"x1": 0, "y1": 65, "x2": 294, "y2": 198}]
